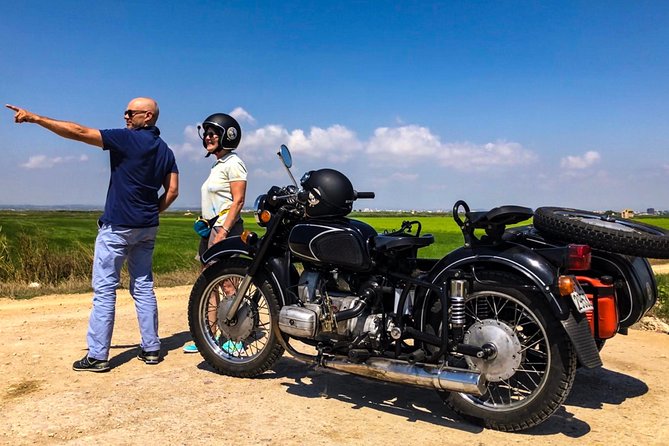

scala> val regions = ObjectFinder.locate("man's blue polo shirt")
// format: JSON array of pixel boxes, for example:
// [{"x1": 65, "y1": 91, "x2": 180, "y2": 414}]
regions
[{"x1": 99, "y1": 126, "x2": 178, "y2": 228}]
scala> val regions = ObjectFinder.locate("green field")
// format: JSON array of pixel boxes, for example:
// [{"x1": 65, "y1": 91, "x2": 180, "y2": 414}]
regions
[
  {"x1": 0, "y1": 211, "x2": 466, "y2": 266},
  {"x1": 1, "y1": 210, "x2": 669, "y2": 308},
  {"x1": 0, "y1": 210, "x2": 484, "y2": 297}
]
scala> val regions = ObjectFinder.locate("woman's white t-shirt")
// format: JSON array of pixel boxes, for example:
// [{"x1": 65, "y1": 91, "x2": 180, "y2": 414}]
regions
[{"x1": 200, "y1": 152, "x2": 247, "y2": 227}]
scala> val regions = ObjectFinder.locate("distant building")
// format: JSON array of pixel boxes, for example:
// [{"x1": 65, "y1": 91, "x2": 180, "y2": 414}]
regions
[
  {"x1": 647, "y1": 208, "x2": 656, "y2": 215},
  {"x1": 621, "y1": 209, "x2": 635, "y2": 218}
]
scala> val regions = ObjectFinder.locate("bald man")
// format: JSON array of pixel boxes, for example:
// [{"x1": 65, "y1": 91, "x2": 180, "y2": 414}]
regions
[{"x1": 6, "y1": 98, "x2": 179, "y2": 372}]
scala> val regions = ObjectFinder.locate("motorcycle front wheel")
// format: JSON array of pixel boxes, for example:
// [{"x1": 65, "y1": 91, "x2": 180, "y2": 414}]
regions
[
  {"x1": 187, "y1": 258, "x2": 284, "y2": 377},
  {"x1": 424, "y1": 271, "x2": 578, "y2": 431}
]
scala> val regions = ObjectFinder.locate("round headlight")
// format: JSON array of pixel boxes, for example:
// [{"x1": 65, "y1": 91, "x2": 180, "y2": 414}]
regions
[{"x1": 254, "y1": 194, "x2": 269, "y2": 227}]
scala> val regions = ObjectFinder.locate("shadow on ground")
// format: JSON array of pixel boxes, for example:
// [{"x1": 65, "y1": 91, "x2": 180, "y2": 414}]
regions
[
  {"x1": 107, "y1": 330, "x2": 191, "y2": 368},
  {"x1": 194, "y1": 355, "x2": 648, "y2": 437}
]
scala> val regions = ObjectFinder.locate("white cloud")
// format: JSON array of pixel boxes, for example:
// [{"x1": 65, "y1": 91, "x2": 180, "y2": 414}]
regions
[
  {"x1": 230, "y1": 107, "x2": 256, "y2": 125},
  {"x1": 366, "y1": 125, "x2": 536, "y2": 170},
  {"x1": 367, "y1": 125, "x2": 442, "y2": 158},
  {"x1": 250, "y1": 167, "x2": 289, "y2": 180},
  {"x1": 560, "y1": 151, "x2": 601, "y2": 169},
  {"x1": 438, "y1": 140, "x2": 537, "y2": 170},
  {"x1": 289, "y1": 125, "x2": 362, "y2": 162},
  {"x1": 243, "y1": 124, "x2": 362, "y2": 163},
  {"x1": 390, "y1": 172, "x2": 419, "y2": 181},
  {"x1": 21, "y1": 154, "x2": 89, "y2": 169},
  {"x1": 170, "y1": 124, "x2": 204, "y2": 160},
  {"x1": 170, "y1": 113, "x2": 536, "y2": 172}
]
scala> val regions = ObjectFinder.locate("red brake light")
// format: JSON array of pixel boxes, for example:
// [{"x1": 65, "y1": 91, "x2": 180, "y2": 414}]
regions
[{"x1": 568, "y1": 244, "x2": 591, "y2": 270}]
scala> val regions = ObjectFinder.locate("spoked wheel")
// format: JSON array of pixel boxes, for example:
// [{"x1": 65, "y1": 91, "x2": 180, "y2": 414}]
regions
[
  {"x1": 187, "y1": 258, "x2": 284, "y2": 377},
  {"x1": 424, "y1": 272, "x2": 577, "y2": 431},
  {"x1": 534, "y1": 207, "x2": 669, "y2": 258}
]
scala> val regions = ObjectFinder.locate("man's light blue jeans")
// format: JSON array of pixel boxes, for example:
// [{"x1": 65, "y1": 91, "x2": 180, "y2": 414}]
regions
[{"x1": 87, "y1": 223, "x2": 160, "y2": 360}]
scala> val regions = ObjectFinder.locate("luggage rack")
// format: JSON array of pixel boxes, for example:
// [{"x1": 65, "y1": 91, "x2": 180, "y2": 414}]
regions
[{"x1": 373, "y1": 220, "x2": 434, "y2": 252}]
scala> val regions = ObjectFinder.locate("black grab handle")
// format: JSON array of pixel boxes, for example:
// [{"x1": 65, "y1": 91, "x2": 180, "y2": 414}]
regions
[{"x1": 452, "y1": 200, "x2": 470, "y2": 227}]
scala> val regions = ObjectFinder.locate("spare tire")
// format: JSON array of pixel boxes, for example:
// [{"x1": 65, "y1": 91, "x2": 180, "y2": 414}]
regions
[{"x1": 533, "y1": 207, "x2": 669, "y2": 259}]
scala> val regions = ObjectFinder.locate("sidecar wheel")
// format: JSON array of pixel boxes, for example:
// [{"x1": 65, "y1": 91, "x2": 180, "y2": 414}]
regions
[
  {"x1": 187, "y1": 258, "x2": 284, "y2": 377},
  {"x1": 534, "y1": 207, "x2": 669, "y2": 258},
  {"x1": 435, "y1": 273, "x2": 578, "y2": 432}
]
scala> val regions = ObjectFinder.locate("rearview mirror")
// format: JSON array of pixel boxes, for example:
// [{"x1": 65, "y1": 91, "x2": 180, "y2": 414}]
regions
[{"x1": 279, "y1": 144, "x2": 292, "y2": 168}]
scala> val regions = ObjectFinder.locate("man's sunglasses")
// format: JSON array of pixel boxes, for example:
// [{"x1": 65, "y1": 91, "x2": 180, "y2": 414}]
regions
[{"x1": 124, "y1": 110, "x2": 149, "y2": 118}]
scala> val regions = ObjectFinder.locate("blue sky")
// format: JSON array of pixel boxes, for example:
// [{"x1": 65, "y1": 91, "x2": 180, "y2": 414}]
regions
[{"x1": 2, "y1": 1, "x2": 668, "y2": 212}]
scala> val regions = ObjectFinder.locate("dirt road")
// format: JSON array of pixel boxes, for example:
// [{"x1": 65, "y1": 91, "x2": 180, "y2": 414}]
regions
[{"x1": 1, "y1": 286, "x2": 668, "y2": 446}]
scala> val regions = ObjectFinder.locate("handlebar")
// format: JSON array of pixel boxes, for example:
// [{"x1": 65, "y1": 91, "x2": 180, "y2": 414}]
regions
[
  {"x1": 268, "y1": 188, "x2": 375, "y2": 208},
  {"x1": 297, "y1": 190, "x2": 311, "y2": 203},
  {"x1": 355, "y1": 191, "x2": 375, "y2": 199}
]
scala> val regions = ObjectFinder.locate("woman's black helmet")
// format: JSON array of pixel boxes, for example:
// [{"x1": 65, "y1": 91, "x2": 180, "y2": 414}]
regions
[
  {"x1": 201, "y1": 113, "x2": 242, "y2": 149},
  {"x1": 300, "y1": 168, "x2": 355, "y2": 218}
]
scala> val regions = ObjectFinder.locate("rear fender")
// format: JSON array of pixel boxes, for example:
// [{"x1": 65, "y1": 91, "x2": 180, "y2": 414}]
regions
[
  {"x1": 426, "y1": 244, "x2": 602, "y2": 368},
  {"x1": 427, "y1": 244, "x2": 568, "y2": 318}
]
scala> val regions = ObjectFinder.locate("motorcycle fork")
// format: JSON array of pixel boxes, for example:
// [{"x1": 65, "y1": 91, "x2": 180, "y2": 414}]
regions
[{"x1": 224, "y1": 208, "x2": 287, "y2": 321}]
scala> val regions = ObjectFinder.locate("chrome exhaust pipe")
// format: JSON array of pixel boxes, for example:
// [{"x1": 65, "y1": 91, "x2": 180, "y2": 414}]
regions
[{"x1": 321, "y1": 356, "x2": 486, "y2": 396}]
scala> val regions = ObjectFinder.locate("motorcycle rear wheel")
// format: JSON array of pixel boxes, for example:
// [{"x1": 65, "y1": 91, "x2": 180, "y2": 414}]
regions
[
  {"x1": 426, "y1": 271, "x2": 578, "y2": 431},
  {"x1": 187, "y1": 258, "x2": 284, "y2": 377},
  {"x1": 534, "y1": 207, "x2": 669, "y2": 258}
]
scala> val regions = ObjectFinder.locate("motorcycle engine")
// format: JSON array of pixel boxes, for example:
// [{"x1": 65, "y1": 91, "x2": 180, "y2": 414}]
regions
[{"x1": 278, "y1": 270, "x2": 383, "y2": 343}]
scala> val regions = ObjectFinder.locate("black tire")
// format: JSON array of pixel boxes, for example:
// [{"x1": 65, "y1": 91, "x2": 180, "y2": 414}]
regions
[
  {"x1": 423, "y1": 271, "x2": 577, "y2": 431},
  {"x1": 534, "y1": 207, "x2": 669, "y2": 258},
  {"x1": 187, "y1": 258, "x2": 284, "y2": 377}
]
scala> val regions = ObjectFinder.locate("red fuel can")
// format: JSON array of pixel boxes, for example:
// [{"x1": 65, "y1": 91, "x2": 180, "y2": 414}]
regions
[{"x1": 576, "y1": 276, "x2": 619, "y2": 339}]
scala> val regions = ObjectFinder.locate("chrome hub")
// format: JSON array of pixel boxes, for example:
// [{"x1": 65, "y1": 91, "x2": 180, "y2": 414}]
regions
[
  {"x1": 464, "y1": 319, "x2": 522, "y2": 382},
  {"x1": 217, "y1": 298, "x2": 255, "y2": 341}
]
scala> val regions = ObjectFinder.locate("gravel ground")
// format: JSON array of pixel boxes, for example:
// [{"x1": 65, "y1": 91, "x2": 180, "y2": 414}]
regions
[{"x1": 1, "y1": 285, "x2": 668, "y2": 446}]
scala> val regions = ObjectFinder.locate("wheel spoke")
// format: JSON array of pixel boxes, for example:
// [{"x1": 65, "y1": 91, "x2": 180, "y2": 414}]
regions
[
  {"x1": 518, "y1": 331, "x2": 544, "y2": 352},
  {"x1": 457, "y1": 288, "x2": 555, "y2": 410},
  {"x1": 198, "y1": 272, "x2": 275, "y2": 364}
]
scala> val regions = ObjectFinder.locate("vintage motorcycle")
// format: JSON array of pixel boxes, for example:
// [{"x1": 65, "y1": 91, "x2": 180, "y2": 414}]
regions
[{"x1": 188, "y1": 145, "x2": 667, "y2": 431}]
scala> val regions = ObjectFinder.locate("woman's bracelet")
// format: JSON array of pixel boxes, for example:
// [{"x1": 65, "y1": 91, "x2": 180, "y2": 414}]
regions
[{"x1": 222, "y1": 226, "x2": 230, "y2": 234}]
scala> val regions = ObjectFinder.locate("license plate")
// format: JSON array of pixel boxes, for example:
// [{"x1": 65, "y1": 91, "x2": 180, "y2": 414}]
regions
[{"x1": 570, "y1": 281, "x2": 593, "y2": 313}]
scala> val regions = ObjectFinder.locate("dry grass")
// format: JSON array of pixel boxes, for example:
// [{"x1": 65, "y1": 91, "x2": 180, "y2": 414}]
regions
[
  {"x1": 0, "y1": 267, "x2": 200, "y2": 299},
  {"x1": 4, "y1": 379, "x2": 43, "y2": 400}
]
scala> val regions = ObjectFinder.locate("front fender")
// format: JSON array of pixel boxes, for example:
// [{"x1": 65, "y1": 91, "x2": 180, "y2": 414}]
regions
[
  {"x1": 200, "y1": 238, "x2": 294, "y2": 307},
  {"x1": 428, "y1": 243, "x2": 568, "y2": 318},
  {"x1": 200, "y1": 236, "x2": 252, "y2": 264}
]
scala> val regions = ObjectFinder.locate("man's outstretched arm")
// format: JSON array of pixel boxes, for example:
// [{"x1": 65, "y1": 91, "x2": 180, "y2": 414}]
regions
[{"x1": 6, "y1": 104, "x2": 103, "y2": 148}]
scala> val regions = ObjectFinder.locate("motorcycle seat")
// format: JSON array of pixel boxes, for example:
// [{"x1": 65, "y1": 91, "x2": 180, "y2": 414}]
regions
[
  {"x1": 467, "y1": 205, "x2": 534, "y2": 229},
  {"x1": 373, "y1": 234, "x2": 435, "y2": 252}
]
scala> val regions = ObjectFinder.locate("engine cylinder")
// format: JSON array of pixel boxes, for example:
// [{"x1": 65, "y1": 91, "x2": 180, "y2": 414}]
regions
[{"x1": 278, "y1": 305, "x2": 319, "y2": 338}]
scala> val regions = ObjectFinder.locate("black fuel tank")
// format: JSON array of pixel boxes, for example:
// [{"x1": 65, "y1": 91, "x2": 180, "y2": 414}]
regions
[{"x1": 288, "y1": 219, "x2": 376, "y2": 271}]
